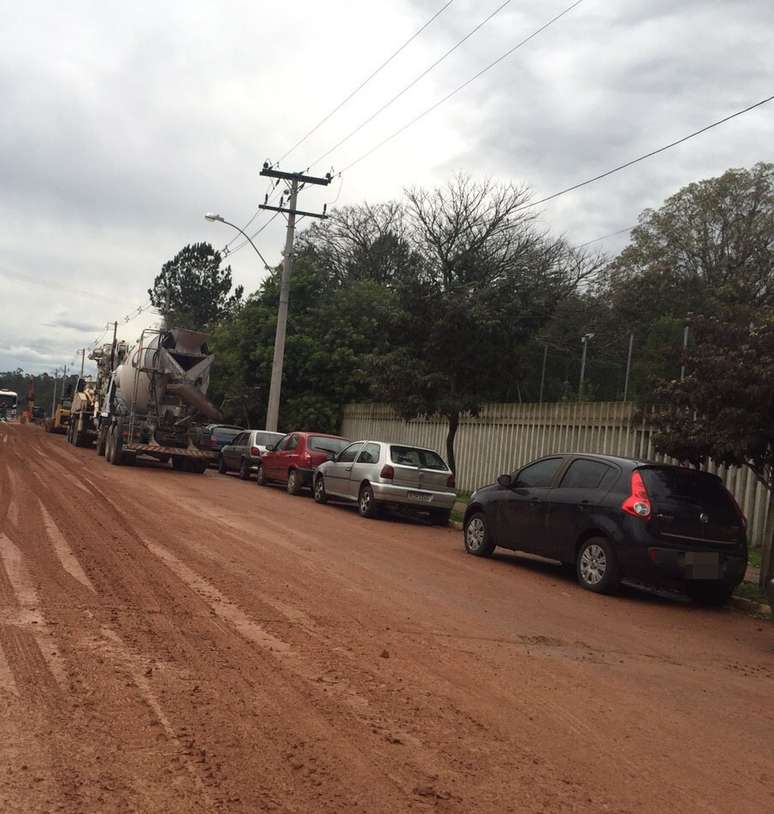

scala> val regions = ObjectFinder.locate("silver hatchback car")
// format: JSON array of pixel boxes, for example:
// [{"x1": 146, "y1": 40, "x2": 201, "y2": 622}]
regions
[{"x1": 313, "y1": 440, "x2": 456, "y2": 524}]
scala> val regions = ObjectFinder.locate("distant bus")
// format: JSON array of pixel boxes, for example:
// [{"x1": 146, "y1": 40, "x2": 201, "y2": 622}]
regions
[{"x1": 0, "y1": 389, "x2": 18, "y2": 420}]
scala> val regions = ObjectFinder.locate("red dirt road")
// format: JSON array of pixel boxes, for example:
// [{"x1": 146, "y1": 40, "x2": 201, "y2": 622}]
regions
[{"x1": 1, "y1": 422, "x2": 773, "y2": 813}]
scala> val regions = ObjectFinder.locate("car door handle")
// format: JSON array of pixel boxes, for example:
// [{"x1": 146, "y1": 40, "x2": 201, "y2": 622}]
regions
[
  {"x1": 345, "y1": 466, "x2": 352, "y2": 471},
  {"x1": 577, "y1": 500, "x2": 591, "y2": 510},
  {"x1": 530, "y1": 497, "x2": 542, "y2": 505}
]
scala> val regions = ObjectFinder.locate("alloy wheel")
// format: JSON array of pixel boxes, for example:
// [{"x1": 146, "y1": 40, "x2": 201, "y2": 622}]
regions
[
  {"x1": 465, "y1": 517, "x2": 486, "y2": 553},
  {"x1": 580, "y1": 543, "x2": 607, "y2": 585}
]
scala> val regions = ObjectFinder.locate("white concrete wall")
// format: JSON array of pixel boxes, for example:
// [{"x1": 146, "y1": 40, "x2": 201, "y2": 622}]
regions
[{"x1": 341, "y1": 401, "x2": 769, "y2": 550}]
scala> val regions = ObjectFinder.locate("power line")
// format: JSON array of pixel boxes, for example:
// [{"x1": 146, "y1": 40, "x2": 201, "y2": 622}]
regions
[
  {"x1": 311, "y1": 0, "x2": 514, "y2": 170},
  {"x1": 518, "y1": 93, "x2": 774, "y2": 212},
  {"x1": 224, "y1": 177, "x2": 281, "y2": 251},
  {"x1": 224, "y1": 210, "x2": 282, "y2": 258},
  {"x1": 340, "y1": 0, "x2": 585, "y2": 173},
  {"x1": 279, "y1": 0, "x2": 457, "y2": 165},
  {"x1": 576, "y1": 225, "x2": 637, "y2": 249}
]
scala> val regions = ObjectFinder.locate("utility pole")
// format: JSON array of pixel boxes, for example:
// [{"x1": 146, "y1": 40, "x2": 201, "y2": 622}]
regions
[
  {"x1": 79, "y1": 348, "x2": 86, "y2": 379},
  {"x1": 578, "y1": 333, "x2": 594, "y2": 400},
  {"x1": 680, "y1": 325, "x2": 689, "y2": 381},
  {"x1": 258, "y1": 163, "x2": 331, "y2": 432},
  {"x1": 50, "y1": 367, "x2": 58, "y2": 416},
  {"x1": 623, "y1": 332, "x2": 634, "y2": 402},
  {"x1": 109, "y1": 321, "x2": 118, "y2": 370}
]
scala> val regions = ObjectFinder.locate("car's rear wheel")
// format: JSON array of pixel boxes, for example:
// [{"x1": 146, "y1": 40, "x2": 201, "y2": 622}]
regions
[
  {"x1": 256, "y1": 463, "x2": 267, "y2": 486},
  {"x1": 576, "y1": 536, "x2": 619, "y2": 594},
  {"x1": 358, "y1": 483, "x2": 378, "y2": 518},
  {"x1": 313, "y1": 475, "x2": 327, "y2": 504},
  {"x1": 463, "y1": 512, "x2": 495, "y2": 557},
  {"x1": 239, "y1": 459, "x2": 251, "y2": 480},
  {"x1": 217, "y1": 455, "x2": 227, "y2": 474},
  {"x1": 287, "y1": 469, "x2": 302, "y2": 495},
  {"x1": 685, "y1": 582, "x2": 734, "y2": 606}
]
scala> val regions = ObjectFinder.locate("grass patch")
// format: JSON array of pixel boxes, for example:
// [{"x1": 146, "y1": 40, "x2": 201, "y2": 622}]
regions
[
  {"x1": 747, "y1": 547, "x2": 762, "y2": 570},
  {"x1": 734, "y1": 581, "x2": 768, "y2": 605}
]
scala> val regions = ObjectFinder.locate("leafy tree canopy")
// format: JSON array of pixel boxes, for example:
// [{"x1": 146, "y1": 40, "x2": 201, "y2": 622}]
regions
[{"x1": 148, "y1": 242, "x2": 243, "y2": 331}]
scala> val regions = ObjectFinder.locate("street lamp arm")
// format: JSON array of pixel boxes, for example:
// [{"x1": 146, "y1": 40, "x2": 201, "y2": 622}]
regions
[{"x1": 208, "y1": 216, "x2": 273, "y2": 271}]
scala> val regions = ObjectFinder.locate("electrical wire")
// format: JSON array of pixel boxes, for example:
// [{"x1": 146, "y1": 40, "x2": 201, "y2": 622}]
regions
[
  {"x1": 224, "y1": 178, "x2": 282, "y2": 251},
  {"x1": 278, "y1": 0, "x2": 457, "y2": 165},
  {"x1": 575, "y1": 225, "x2": 637, "y2": 249},
  {"x1": 516, "y1": 93, "x2": 774, "y2": 213},
  {"x1": 224, "y1": 210, "x2": 282, "y2": 258},
  {"x1": 339, "y1": 0, "x2": 584, "y2": 173},
  {"x1": 310, "y1": 0, "x2": 514, "y2": 170}
]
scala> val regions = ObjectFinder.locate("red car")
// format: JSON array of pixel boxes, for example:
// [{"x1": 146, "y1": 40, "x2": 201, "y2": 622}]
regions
[{"x1": 256, "y1": 431, "x2": 350, "y2": 495}]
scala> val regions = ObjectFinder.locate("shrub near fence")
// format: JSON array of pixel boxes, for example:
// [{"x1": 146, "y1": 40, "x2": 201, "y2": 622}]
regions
[{"x1": 340, "y1": 401, "x2": 770, "y2": 551}]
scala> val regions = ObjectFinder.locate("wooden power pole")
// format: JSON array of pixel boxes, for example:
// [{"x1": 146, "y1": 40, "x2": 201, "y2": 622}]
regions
[{"x1": 258, "y1": 164, "x2": 331, "y2": 432}]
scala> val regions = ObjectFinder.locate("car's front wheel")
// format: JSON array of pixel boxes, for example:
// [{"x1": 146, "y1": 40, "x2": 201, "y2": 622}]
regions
[
  {"x1": 256, "y1": 463, "x2": 267, "y2": 486},
  {"x1": 576, "y1": 536, "x2": 620, "y2": 594},
  {"x1": 463, "y1": 512, "x2": 495, "y2": 557},
  {"x1": 313, "y1": 475, "x2": 327, "y2": 504},
  {"x1": 685, "y1": 582, "x2": 734, "y2": 606}
]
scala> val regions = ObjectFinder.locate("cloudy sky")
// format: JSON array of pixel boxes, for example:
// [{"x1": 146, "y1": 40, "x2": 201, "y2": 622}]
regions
[{"x1": 1, "y1": 0, "x2": 772, "y2": 373}]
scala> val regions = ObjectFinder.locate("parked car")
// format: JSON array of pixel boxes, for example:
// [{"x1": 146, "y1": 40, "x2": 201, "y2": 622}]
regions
[
  {"x1": 463, "y1": 453, "x2": 748, "y2": 605},
  {"x1": 313, "y1": 440, "x2": 456, "y2": 524},
  {"x1": 218, "y1": 430, "x2": 285, "y2": 479},
  {"x1": 766, "y1": 575, "x2": 774, "y2": 613},
  {"x1": 194, "y1": 424, "x2": 245, "y2": 459},
  {"x1": 257, "y1": 431, "x2": 350, "y2": 494}
]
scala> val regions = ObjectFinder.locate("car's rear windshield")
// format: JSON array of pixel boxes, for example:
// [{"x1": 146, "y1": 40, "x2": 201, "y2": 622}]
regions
[
  {"x1": 309, "y1": 436, "x2": 349, "y2": 454},
  {"x1": 213, "y1": 427, "x2": 243, "y2": 443},
  {"x1": 254, "y1": 431, "x2": 283, "y2": 446},
  {"x1": 390, "y1": 445, "x2": 448, "y2": 470},
  {"x1": 640, "y1": 467, "x2": 739, "y2": 519}
]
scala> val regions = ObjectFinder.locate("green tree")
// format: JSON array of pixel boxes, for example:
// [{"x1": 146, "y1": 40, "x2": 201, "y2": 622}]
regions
[
  {"x1": 370, "y1": 175, "x2": 602, "y2": 472},
  {"x1": 649, "y1": 309, "x2": 774, "y2": 590},
  {"x1": 148, "y1": 242, "x2": 243, "y2": 331}
]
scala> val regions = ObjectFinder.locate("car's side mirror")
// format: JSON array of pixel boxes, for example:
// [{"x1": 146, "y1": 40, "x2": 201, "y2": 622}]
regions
[{"x1": 497, "y1": 473, "x2": 512, "y2": 489}]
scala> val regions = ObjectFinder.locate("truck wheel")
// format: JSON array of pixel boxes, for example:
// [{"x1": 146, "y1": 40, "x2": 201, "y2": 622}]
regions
[
  {"x1": 109, "y1": 425, "x2": 125, "y2": 466},
  {"x1": 287, "y1": 469, "x2": 303, "y2": 495},
  {"x1": 96, "y1": 426, "x2": 107, "y2": 456}
]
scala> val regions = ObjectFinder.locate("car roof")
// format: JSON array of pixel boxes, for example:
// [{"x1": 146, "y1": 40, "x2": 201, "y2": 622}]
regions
[
  {"x1": 543, "y1": 452, "x2": 651, "y2": 468},
  {"x1": 290, "y1": 431, "x2": 348, "y2": 439},
  {"x1": 354, "y1": 440, "x2": 446, "y2": 455}
]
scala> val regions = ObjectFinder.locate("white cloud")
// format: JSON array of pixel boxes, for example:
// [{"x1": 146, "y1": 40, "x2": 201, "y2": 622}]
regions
[{"x1": 1, "y1": 0, "x2": 772, "y2": 371}]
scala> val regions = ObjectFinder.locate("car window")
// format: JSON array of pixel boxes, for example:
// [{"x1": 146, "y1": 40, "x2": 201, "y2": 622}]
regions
[
  {"x1": 277, "y1": 434, "x2": 293, "y2": 451},
  {"x1": 309, "y1": 436, "x2": 350, "y2": 455},
  {"x1": 286, "y1": 434, "x2": 299, "y2": 451},
  {"x1": 337, "y1": 443, "x2": 363, "y2": 463},
  {"x1": 255, "y1": 431, "x2": 283, "y2": 447},
  {"x1": 517, "y1": 458, "x2": 563, "y2": 488},
  {"x1": 640, "y1": 467, "x2": 739, "y2": 521},
  {"x1": 560, "y1": 459, "x2": 613, "y2": 490},
  {"x1": 389, "y1": 446, "x2": 448, "y2": 470},
  {"x1": 357, "y1": 443, "x2": 381, "y2": 464},
  {"x1": 213, "y1": 427, "x2": 242, "y2": 444}
]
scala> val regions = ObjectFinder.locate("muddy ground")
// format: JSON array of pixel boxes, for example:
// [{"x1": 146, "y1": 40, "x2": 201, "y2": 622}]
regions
[{"x1": 1, "y1": 422, "x2": 772, "y2": 813}]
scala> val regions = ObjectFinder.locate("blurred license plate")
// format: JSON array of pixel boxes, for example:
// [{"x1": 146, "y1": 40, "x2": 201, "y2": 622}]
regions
[
  {"x1": 685, "y1": 552, "x2": 720, "y2": 579},
  {"x1": 407, "y1": 491, "x2": 432, "y2": 503}
]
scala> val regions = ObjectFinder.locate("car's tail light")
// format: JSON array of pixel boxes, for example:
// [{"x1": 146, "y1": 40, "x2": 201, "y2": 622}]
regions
[
  {"x1": 380, "y1": 464, "x2": 394, "y2": 480},
  {"x1": 250, "y1": 446, "x2": 260, "y2": 457},
  {"x1": 447, "y1": 473, "x2": 455, "y2": 488},
  {"x1": 622, "y1": 470, "x2": 652, "y2": 519}
]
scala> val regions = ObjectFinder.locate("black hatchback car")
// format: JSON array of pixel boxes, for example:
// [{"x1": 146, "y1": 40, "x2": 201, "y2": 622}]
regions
[{"x1": 463, "y1": 454, "x2": 747, "y2": 605}]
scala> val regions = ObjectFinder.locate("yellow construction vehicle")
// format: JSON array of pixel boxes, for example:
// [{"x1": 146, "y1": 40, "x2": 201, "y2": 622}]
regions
[{"x1": 45, "y1": 397, "x2": 72, "y2": 434}]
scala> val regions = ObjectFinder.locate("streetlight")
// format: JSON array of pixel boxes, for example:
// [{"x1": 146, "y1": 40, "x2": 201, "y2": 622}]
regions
[
  {"x1": 205, "y1": 212, "x2": 283, "y2": 431},
  {"x1": 204, "y1": 213, "x2": 272, "y2": 271}
]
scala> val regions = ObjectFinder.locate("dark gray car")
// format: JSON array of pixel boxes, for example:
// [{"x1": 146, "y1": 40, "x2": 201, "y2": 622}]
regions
[{"x1": 218, "y1": 430, "x2": 284, "y2": 480}]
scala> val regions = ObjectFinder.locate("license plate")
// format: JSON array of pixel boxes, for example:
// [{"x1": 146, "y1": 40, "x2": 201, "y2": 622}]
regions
[
  {"x1": 407, "y1": 491, "x2": 433, "y2": 504},
  {"x1": 685, "y1": 551, "x2": 720, "y2": 579}
]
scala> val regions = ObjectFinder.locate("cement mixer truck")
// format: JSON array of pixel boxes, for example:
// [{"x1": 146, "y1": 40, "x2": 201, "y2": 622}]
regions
[{"x1": 100, "y1": 327, "x2": 222, "y2": 472}]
